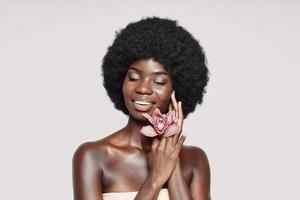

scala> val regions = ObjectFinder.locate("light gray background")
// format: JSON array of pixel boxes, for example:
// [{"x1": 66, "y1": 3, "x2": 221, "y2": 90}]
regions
[{"x1": 1, "y1": 1, "x2": 299, "y2": 199}]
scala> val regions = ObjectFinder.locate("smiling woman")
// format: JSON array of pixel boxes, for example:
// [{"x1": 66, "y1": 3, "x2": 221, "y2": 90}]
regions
[
  {"x1": 72, "y1": 17, "x2": 211, "y2": 200},
  {"x1": 123, "y1": 59, "x2": 173, "y2": 119}
]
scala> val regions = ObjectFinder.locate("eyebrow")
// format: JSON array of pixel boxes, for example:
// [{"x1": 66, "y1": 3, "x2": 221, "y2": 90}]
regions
[{"x1": 128, "y1": 67, "x2": 169, "y2": 75}]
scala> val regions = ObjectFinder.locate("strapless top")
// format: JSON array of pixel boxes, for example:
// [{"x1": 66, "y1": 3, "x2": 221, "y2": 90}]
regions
[{"x1": 102, "y1": 188, "x2": 169, "y2": 200}]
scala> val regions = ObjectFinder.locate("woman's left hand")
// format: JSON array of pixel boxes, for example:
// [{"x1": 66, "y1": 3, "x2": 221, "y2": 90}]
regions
[
  {"x1": 168, "y1": 90, "x2": 185, "y2": 147},
  {"x1": 166, "y1": 90, "x2": 185, "y2": 184}
]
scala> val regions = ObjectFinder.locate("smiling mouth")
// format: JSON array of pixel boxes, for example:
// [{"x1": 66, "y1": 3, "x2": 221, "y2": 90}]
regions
[
  {"x1": 131, "y1": 100, "x2": 154, "y2": 111},
  {"x1": 133, "y1": 100, "x2": 152, "y2": 106}
]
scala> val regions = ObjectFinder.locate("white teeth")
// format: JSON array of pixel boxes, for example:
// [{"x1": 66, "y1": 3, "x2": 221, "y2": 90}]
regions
[{"x1": 134, "y1": 100, "x2": 152, "y2": 106}]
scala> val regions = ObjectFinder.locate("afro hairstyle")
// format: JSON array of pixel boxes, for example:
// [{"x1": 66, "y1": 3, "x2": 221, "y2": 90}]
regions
[{"x1": 101, "y1": 16, "x2": 210, "y2": 119}]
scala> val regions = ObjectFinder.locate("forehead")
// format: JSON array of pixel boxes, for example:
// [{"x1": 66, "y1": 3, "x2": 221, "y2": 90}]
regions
[{"x1": 128, "y1": 59, "x2": 169, "y2": 75}]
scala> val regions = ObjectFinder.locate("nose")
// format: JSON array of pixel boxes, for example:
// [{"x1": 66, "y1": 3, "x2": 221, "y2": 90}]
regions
[{"x1": 135, "y1": 78, "x2": 153, "y2": 95}]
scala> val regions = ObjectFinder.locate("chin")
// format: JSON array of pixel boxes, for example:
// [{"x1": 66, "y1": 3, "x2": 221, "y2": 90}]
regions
[
  {"x1": 128, "y1": 107, "x2": 152, "y2": 120},
  {"x1": 129, "y1": 113, "x2": 149, "y2": 123}
]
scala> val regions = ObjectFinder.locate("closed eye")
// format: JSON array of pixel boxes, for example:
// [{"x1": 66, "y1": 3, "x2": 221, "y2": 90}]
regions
[
  {"x1": 155, "y1": 81, "x2": 166, "y2": 85},
  {"x1": 129, "y1": 77, "x2": 138, "y2": 81},
  {"x1": 128, "y1": 72, "x2": 140, "y2": 81}
]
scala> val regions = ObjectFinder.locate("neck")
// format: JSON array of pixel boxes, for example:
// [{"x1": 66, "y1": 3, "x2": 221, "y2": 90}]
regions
[{"x1": 123, "y1": 115, "x2": 154, "y2": 153}]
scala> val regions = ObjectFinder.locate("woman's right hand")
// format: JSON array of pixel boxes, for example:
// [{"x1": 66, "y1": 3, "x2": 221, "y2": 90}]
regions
[{"x1": 147, "y1": 134, "x2": 186, "y2": 187}]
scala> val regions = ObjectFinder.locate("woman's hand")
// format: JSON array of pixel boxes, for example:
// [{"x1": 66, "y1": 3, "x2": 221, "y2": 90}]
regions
[
  {"x1": 147, "y1": 90, "x2": 186, "y2": 187},
  {"x1": 168, "y1": 90, "x2": 185, "y2": 147},
  {"x1": 167, "y1": 90, "x2": 186, "y2": 182},
  {"x1": 147, "y1": 134, "x2": 186, "y2": 187}
]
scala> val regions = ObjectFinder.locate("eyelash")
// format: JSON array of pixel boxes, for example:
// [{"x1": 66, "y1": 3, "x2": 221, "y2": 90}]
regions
[
  {"x1": 128, "y1": 77, "x2": 138, "y2": 82},
  {"x1": 128, "y1": 77, "x2": 166, "y2": 85},
  {"x1": 155, "y1": 81, "x2": 166, "y2": 85}
]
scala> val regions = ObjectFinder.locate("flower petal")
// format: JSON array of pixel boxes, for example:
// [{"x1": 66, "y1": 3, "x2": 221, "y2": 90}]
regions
[
  {"x1": 154, "y1": 126, "x2": 165, "y2": 135},
  {"x1": 163, "y1": 124, "x2": 181, "y2": 137},
  {"x1": 142, "y1": 113, "x2": 154, "y2": 124},
  {"x1": 140, "y1": 125, "x2": 158, "y2": 137},
  {"x1": 152, "y1": 108, "x2": 163, "y2": 123},
  {"x1": 166, "y1": 110, "x2": 175, "y2": 125}
]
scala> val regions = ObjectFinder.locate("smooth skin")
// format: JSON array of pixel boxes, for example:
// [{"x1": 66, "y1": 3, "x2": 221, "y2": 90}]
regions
[{"x1": 72, "y1": 58, "x2": 211, "y2": 200}]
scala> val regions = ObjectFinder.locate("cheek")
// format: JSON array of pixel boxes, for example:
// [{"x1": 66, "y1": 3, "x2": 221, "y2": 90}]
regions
[
  {"x1": 157, "y1": 91, "x2": 171, "y2": 101},
  {"x1": 122, "y1": 81, "x2": 130, "y2": 104},
  {"x1": 122, "y1": 82, "x2": 126, "y2": 95},
  {"x1": 155, "y1": 88, "x2": 173, "y2": 110},
  {"x1": 122, "y1": 90, "x2": 132, "y2": 113},
  {"x1": 122, "y1": 78, "x2": 130, "y2": 95}
]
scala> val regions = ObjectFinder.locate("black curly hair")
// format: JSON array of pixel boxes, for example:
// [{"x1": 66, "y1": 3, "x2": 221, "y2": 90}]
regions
[{"x1": 101, "y1": 16, "x2": 210, "y2": 119}]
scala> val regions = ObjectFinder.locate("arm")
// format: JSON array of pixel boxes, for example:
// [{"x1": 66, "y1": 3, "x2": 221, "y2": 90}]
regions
[
  {"x1": 72, "y1": 142, "x2": 103, "y2": 200},
  {"x1": 189, "y1": 147, "x2": 211, "y2": 200},
  {"x1": 167, "y1": 93, "x2": 211, "y2": 199},
  {"x1": 135, "y1": 136, "x2": 186, "y2": 200},
  {"x1": 167, "y1": 159, "x2": 193, "y2": 200},
  {"x1": 134, "y1": 175, "x2": 163, "y2": 200},
  {"x1": 168, "y1": 147, "x2": 211, "y2": 200},
  {"x1": 167, "y1": 92, "x2": 193, "y2": 199}
]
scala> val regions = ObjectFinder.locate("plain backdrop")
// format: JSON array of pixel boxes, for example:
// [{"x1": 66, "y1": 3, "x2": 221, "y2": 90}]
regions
[{"x1": 1, "y1": 1, "x2": 299, "y2": 199}]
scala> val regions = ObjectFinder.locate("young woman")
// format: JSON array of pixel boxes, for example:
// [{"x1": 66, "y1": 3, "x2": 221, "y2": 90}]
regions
[{"x1": 73, "y1": 17, "x2": 211, "y2": 200}]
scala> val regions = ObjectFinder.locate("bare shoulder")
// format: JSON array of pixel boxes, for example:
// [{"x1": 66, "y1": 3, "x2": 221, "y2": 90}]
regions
[
  {"x1": 180, "y1": 144, "x2": 210, "y2": 166},
  {"x1": 181, "y1": 144, "x2": 209, "y2": 158},
  {"x1": 72, "y1": 137, "x2": 113, "y2": 167},
  {"x1": 72, "y1": 137, "x2": 117, "y2": 198},
  {"x1": 73, "y1": 129, "x2": 131, "y2": 167}
]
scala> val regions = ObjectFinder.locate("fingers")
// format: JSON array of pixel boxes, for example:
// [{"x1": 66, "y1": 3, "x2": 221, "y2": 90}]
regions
[
  {"x1": 153, "y1": 135, "x2": 176, "y2": 153},
  {"x1": 151, "y1": 137, "x2": 160, "y2": 151},
  {"x1": 165, "y1": 136, "x2": 173, "y2": 151},
  {"x1": 178, "y1": 101, "x2": 183, "y2": 128},
  {"x1": 172, "y1": 134, "x2": 186, "y2": 156},
  {"x1": 157, "y1": 137, "x2": 166, "y2": 151},
  {"x1": 170, "y1": 91, "x2": 179, "y2": 146},
  {"x1": 171, "y1": 91, "x2": 179, "y2": 122},
  {"x1": 170, "y1": 91, "x2": 184, "y2": 147},
  {"x1": 169, "y1": 96, "x2": 176, "y2": 122}
]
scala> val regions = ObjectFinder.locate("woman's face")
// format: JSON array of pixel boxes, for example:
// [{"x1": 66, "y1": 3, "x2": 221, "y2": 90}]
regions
[{"x1": 122, "y1": 58, "x2": 173, "y2": 121}]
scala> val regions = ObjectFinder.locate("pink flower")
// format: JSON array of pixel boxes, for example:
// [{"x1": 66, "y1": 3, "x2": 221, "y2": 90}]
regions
[{"x1": 140, "y1": 108, "x2": 180, "y2": 137}]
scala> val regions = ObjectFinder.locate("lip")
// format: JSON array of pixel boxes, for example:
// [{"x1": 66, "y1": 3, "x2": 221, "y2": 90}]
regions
[
  {"x1": 132, "y1": 98, "x2": 154, "y2": 104},
  {"x1": 131, "y1": 99, "x2": 154, "y2": 112}
]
